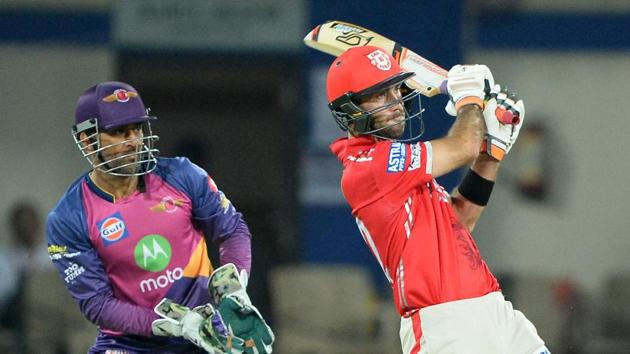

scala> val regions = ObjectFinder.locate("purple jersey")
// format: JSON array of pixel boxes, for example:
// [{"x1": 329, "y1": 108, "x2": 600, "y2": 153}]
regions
[{"x1": 46, "y1": 157, "x2": 252, "y2": 353}]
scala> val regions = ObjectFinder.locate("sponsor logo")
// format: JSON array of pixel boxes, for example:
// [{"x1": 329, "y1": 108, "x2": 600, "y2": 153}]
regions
[
  {"x1": 150, "y1": 196, "x2": 185, "y2": 213},
  {"x1": 347, "y1": 155, "x2": 373, "y2": 162},
  {"x1": 218, "y1": 192, "x2": 231, "y2": 213},
  {"x1": 134, "y1": 235, "x2": 172, "y2": 272},
  {"x1": 48, "y1": 244, "x2": 67, "y2": 255},
  {"x1": 331, "y1": 23, "x2": 365, "y2": 34},
  {"x1": 330, "y1": 22, "x2": 374, "y2": 47},
  {"x1": 50, "y1": 251, "x2": 81, "y2": 260},
  {"x1": 139, "y1": 267, "x2": 183, "y2": 293},
  {"x1": 97, "y1": 213, "x2": 129, "y2": 245},
  {"x1": 366, "y1": 49, "x2": 391, "y2": 71},
  {"x1": 101, "y1": 89, "x2": 138, "y2": 103},
  {"x1": 47, "y1": 245, "x2": 81, "y2": 260},
  {"x1": 409, "y1": 143, "x2": 421, "y2": 171},
  {"x1": 387, "y1": 143, "x2": 406, "y2": 172},
  {"x1": 63, "y1": 262, "x2": 85, "y2": 284}
]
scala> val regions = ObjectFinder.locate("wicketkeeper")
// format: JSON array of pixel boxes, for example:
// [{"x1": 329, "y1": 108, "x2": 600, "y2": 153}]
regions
[{"x1": 46, "y1": 81, "x2": 274, "y2": 353}]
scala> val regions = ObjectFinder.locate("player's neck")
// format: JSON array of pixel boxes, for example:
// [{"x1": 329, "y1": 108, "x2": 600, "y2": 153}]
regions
[
  {"x1": 348, "y1": 131, "x2": 378, "y2": 143},
  {"x1": 89, "y1": 169, "x2": 139, "y2": 200}
]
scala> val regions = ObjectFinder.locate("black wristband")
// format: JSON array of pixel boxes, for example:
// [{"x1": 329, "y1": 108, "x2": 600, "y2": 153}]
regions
[{"x1": 457, "y1": 169, "x2": 495, "y2": 206}]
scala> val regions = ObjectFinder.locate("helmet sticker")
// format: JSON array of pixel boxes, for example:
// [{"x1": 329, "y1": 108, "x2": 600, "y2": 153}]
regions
[
  {"x1": 366, "y1": 49, "x2": 392, "y2": 71},
  {"x1": 101, "y1": 89, "x2": 139, "y2": 103}
]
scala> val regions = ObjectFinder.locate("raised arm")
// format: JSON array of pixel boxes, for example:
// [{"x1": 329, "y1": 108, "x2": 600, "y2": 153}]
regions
[
  {"x1": 431, "y1": 64, "x2": 493, "y2": 178},
  {"x1": 452, "y1": 85, "x2": 526, "y2": 231}
]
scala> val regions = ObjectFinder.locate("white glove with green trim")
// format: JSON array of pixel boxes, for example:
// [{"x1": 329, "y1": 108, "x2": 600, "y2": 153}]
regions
[
  {"x1": 152, "y1": 298, "x2": 231, "y2": 354},
  {"x1": 210, "y1": 263, "x2": 275, "y2": 354}
]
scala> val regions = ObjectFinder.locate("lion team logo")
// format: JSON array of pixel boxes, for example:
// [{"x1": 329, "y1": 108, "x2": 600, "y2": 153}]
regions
[
  {"x1": 102, "y1": 89, "x2": 138, "y2": 103},
  {"x1": 98, "y1": 212, "x2": 129, "y2": 245},
  {"x1": 366, "y1": 49, "x2": 391, "y2": 71}
]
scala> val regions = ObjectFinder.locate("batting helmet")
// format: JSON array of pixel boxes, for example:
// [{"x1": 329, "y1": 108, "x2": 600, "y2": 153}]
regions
[
  {"x1": 72, "y1": 81, "x2": 159, "y2": 176},
  {"x1": 326, "y1": 46, "x2": 423, "y2": 140}
]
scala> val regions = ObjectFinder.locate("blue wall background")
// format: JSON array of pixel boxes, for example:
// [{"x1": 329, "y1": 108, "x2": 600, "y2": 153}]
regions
[{"x1": 3, "y1": 0, "x2": 630, "y2": 297}]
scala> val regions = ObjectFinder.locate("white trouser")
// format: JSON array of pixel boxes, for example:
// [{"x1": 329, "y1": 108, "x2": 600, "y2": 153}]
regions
[{"x1": 400, "y1": 292, "x2": 550, "y2": 354}]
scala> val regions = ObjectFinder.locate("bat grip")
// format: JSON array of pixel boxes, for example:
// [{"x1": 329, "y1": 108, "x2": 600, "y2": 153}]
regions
[
  {"x1": 495, "y1": 106, "x2": 520, "y2": 125},
  {"x1": 439, "y1": 80, "x2": 448, "y2": 96}
]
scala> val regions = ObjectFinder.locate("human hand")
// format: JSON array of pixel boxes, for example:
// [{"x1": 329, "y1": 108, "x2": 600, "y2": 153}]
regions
[
  {"x1": 482, "y1": 84, "x2": 525, "y2": 160},
  {"x1": 209, "y1": 263, "x2": 275, "y2": 354},
  {"x1": 445, "y1": 64, "x2": 494, "y2": 116},
  {"x1": 152, "y1": 299, "x2": 231, "y2": 354}
]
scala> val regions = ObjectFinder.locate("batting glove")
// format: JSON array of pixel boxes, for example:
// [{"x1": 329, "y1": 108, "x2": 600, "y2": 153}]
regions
[
  {"x1": 482, "y1": 84, "x2": 525, "y2": 160},
  {"x1": 445, "y1": 64, "x2": 494, "y2": 116},
  {"x1": 210, "y1": 263, "x2": 275, "y2": 354}
]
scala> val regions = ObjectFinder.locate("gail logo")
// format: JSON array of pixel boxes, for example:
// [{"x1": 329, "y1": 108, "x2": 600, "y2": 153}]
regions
[{"x1": 366, "y1": 49, "x2": 391, "y2": 71}]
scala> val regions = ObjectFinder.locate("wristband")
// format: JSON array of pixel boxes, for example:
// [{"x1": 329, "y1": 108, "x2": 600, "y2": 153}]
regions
[
  {"x1": 457, "y1": 169, "x2": 495, "y2": 206},
  {"x1": 455, "y1": 96, "x2": 484, "y2": 112}
]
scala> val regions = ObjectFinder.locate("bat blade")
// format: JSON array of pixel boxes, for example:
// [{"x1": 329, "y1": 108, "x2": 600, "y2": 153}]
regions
[{"x1": 304, "y1": 20, "x2": 448, "y2": 97}]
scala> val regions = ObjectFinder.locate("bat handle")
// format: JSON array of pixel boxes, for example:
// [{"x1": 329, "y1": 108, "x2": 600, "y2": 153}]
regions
[
  {"x1": 439, "y1": 80, "x2": 448, "y2": 96},
  {"x1": 495, "y1": 106, "x2": 520, "y2": 125}
]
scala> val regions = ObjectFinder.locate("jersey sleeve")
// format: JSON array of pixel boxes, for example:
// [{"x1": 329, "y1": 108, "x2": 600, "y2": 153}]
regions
[
  {"x1": 371, "y1": 141, "x2": 434, "y2": 198},
  {"x1": 159, "y1": 157, "x2": 252, "y2": 273},
  {"x1": 46, "y1": 200, "x2": 157, "y2": 336}
]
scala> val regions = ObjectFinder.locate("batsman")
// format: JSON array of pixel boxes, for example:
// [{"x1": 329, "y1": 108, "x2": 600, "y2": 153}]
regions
[
  {"x1": 46, "y1": 81, "x2": 274, "y2": 353},
  {"x1": 325, "y1": 46, "x2": 550, "y2": 353}
]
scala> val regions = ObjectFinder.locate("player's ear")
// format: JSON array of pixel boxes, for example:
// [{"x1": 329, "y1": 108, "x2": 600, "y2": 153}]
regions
[{"x1": 78, "y1": 131, "x2": 96, "y2": 152}]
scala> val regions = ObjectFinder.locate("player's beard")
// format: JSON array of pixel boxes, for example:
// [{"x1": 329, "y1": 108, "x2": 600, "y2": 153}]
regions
[
  {"x1": 99, "y1": 149, "x2": 141, "y2": 175},
  {"x1": 374, "y1": 111, "x2": 406, "y2": 139}
]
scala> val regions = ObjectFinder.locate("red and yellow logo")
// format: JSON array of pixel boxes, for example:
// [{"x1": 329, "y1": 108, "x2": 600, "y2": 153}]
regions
[
  {"x1": 97, "y1": 213, "x2": 129, "y2": 245},
  {"x1": 150, "y1": 196, "x2": 186, "y2": 213},
  {"x1": 102, "y1": 89, "x2": 138, "y2": 103}
]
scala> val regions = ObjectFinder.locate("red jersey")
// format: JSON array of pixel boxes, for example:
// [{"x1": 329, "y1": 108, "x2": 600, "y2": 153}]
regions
[{"x1": 330, "y1": 136, "x2": 499, "y2": 316}]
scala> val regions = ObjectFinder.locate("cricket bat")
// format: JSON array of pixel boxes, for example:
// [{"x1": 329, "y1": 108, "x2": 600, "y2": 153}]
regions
[
  {"x1": 304, "y1": 20, "x2": 518, "y2": 124},
  {"x1": 304, "y1": 20, "x2": 448, "y2": 97}
]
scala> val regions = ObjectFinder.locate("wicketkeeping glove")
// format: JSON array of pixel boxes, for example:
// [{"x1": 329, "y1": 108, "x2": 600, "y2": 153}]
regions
[
  {"x1": 210, "y1": 263, "x2": 275, "y2": 354},
  {"x1": 482, "y1": 84, "x2": 525, "y2": 160},
  {"x1": 445, "y1": 64, "x2": 494, "y2": 116},
  {"x1": 152, "y1": 298, "x2": 232, "y2": 354}
]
